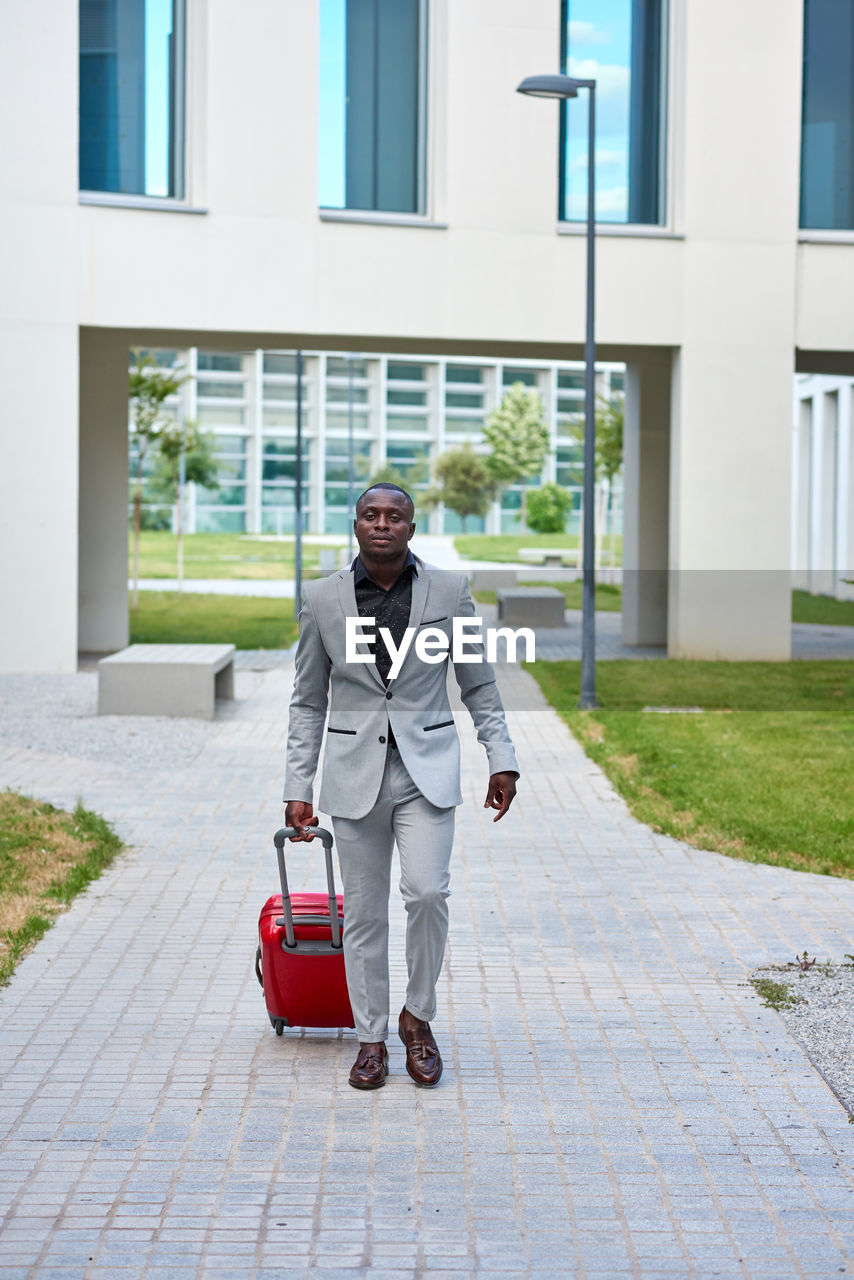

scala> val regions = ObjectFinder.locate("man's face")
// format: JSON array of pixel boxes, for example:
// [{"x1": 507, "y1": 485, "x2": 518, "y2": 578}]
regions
[{"x1": 354, "y1": 490, "x2": 415, "y2": 562}]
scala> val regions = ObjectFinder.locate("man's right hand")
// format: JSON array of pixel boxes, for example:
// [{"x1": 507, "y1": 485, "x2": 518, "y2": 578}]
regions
[{"x1": 284, "y1": 801, "x2": 319, "y2": 841}]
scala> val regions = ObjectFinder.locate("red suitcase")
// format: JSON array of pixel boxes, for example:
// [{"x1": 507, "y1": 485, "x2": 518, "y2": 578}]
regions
[{"x1": 255, "y1": 826, "x2": 354, "y2": 1034}]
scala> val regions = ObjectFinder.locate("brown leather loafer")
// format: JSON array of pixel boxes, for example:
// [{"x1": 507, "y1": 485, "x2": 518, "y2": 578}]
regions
[
  {"x1": 348, "y1": 1042, "x2": 389, "y2": 1090},
  {"x1": 398, "y1": 1010, "x2": 443, "y2": 1087}
]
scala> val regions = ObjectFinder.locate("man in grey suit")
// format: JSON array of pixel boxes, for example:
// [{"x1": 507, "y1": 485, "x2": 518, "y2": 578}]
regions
[{"x1": 284, "y1": 483, "x2": 519, "y2": 1089}]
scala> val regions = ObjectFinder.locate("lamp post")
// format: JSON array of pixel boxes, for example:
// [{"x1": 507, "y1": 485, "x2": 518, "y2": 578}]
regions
[
  {"x1": 294, "y1": 349, "x2": 304, "y2": 617},
  {"x1": 516, "y1": 73, "x2": 598, "y2": 709}
]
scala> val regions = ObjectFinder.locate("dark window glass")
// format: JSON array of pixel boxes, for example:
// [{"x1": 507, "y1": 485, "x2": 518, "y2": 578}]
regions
[
  {"x1": 801, "y1": 0, "x2": 854, "y2": 230},
  {"x1": 319, "y1": 0, "x2": 427, "y2": 214},
  {"x1": 264, "y1": 353, "x2": 298, "y2": 375},
  {"x1": 79, "y1": 0, "x2": 185, "y2": 197},
  {"x1": 503, "y1": 368, "x2": 538, "y2": 387},
  {"x1": 197, "y1": 380, "x2": 244, "y2": 400},
  {"x1": 327, "y1": 356, "x2": 369, "y2": 378},
  {"x1": 387, "y1": 362, "x2": 426, "y2": 382},
  {"x1": 446, "y1": 366, "x2": 482, "y2": 384},
  {"x1": 198, "y1": 353, "x2": 243, "y2": 372},
  {"x1": 560, "y1": 0, "x2": 667, "y2": 225}
]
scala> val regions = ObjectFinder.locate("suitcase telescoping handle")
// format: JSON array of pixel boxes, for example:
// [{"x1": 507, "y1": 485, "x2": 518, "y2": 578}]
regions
[{"x1": 272, "y1": 827, "x2": 342, "y2": 952}]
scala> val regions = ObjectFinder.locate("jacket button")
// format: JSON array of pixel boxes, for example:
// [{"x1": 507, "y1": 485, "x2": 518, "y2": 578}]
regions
[
  {"x1": 379, "y1": 735, "x2": 386, "y2": 744},
  {"x1": 386, "y1": 691, "x2": 392, "y2": 700}
]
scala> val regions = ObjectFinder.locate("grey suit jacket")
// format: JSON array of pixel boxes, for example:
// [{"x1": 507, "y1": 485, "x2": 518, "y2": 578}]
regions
[{"x1": 283, "y1": 557, "x2": 519, "y2": 820}]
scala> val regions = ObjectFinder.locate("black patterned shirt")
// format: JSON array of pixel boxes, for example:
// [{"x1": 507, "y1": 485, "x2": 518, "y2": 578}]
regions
[{"x1": 352, "y1": 550, "x2": 417, "y2": 688}]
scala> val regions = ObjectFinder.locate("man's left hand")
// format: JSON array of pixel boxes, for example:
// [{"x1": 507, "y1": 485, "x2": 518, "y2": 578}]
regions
[{"x1": 484, "y1": 772, "x2": 518, "y2": 822}]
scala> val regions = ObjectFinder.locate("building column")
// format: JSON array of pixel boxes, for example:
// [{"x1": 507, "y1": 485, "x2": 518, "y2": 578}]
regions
[
  {"x1": 0, "y1": 322, "x2": 79, "y2": 672},
  {"x1": 621, "y1": 350, "x2": 671, "y2": 647},
  {"x1": 667, "y1": 343, "x2": 793, "y2": 661},
  {"x1": 78, "y1": 328, "x2": 131, "y2": 655},
  {"x1": 837, "y1": 383, "x2": 854, "y2": 601}
]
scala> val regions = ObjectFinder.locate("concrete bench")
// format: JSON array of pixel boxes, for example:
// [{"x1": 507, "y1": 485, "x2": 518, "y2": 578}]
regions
[
  {"x1": 517, "y1": 547, "x2": 577, "y2": 569},
  {"x1": 496, "y1": 587, "x2": 566, "y2": 627},
  {"x1": 98, "y1": 644, "x2": 235, "y2": 720},
  {"x1": 468, "y1": 568, "x2": 519, "y2": 591}
]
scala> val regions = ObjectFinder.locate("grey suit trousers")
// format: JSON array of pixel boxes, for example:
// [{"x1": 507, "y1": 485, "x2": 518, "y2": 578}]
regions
[{"x1": 331, "y1": 745, "x2": 456, "y2": 1042}]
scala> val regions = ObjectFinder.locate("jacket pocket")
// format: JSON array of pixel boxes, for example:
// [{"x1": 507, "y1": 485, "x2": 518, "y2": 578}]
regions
[
  {"x1": 328, "y1": 727, "x2": 357, "y2": 735},
  {"x1": 423, "y1": 720, "x2": 454, "y2": 732},
  {"x1": 421, "y1": 616, "x2": 448, "y2": 626}
]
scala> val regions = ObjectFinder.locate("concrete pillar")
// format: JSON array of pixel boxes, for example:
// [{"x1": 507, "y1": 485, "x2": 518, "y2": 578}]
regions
[
  {"x1": 78, "y1": 329, "x2": 131, "y2": 654},
  {"x1": 792, "y1": 396, "x2": 811, "y2": 590},
  {"x1": 839, "y1": 384, "x2": 854, "y2": 601},
  {"x1": 0, "y1": 0, "x2": 79, "y2": 672},
  {"x1": 810, "y1": 389, "x2": 838, "y2": 596},
  {"x1": 621, "y1": 351, "x2": 671, "y2": 647},
  {"x1": 0, "y1": 324, "x2": 80, "y2": 672},
  {"x1": 667, "y1": 345, "x2": 794, "y2": 661}
]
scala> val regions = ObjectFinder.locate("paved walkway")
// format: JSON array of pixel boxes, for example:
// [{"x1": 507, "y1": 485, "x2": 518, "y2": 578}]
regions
[{"x1": 2, "y1": 664, "x2": 854, "y2": 1279}]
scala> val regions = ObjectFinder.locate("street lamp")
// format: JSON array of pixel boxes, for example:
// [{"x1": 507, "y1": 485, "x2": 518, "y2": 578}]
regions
[
  {"x1": 294, "y1": 349, "x2": 304, "y2": 617},
  {"x1": 517, "y1": 72, "x2": 598, "y2": 709}
]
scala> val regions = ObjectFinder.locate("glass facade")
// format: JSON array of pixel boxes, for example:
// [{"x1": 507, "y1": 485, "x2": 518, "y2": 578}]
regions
[
  {"x1": 560, "y1": 0, "x2": 667, "y2": 225},
  {"x1": 79, "y1": 0, "x2": 185, "y2": 198},
  {"x1": 318, "y1": 0, "x2": 427, "y2": 214},
  {"x1": 128, "y1": 350, "x2": 624, "y2": 539},
  {"x1": 801, "y1": 0, "x2": 854, "y2": 230}
]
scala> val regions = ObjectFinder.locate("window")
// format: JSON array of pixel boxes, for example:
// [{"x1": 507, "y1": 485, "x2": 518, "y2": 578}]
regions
[
  {"x1": 324, "y1": 438, "x2": 372, "y2": 532},
  {"x1": 801, "y1": 0, "x2": 854, "y2": 230},
  {"x1": 445, "y1": 365, "x2": 486, "y2": 434},
  {"x1": 79, "y1": 0, "x2": 186, "y2": 198},
  {"x1": 262, "y1": 355, "x2": 310, "y2": 430},
  {"x1": 196, "y1": 354, "x2": 247, "y2": 428},
  {"x1": 386, "y1": 363, "x2": 430, "y2": 434},
  {"x1": 196, "y1": 436, "x2": 248, "y2": 533},
  {"x1": 318, "y1": 0, "x2": 428, "y2": 214},
  {"x1": 560, "y1": 0, "x2": 667, "y2": 225}
]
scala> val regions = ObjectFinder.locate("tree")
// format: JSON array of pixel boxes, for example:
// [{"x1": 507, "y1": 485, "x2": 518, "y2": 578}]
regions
[
  {"x1": 421, "y1": 443, "x2": 496, "y2": 532},
  {"x1": 154, "y1": 422, "x2": 219, "y2": 595},
  {"x1": 363, "y1": 457, "x2": 429, "y2": 492},
  {"x1": 128, "y1": 349, "x2": 189, "y2": 609},
  {"x1": 525, "y1": 482, "x2": 573, "y2": 534},
  {"x1": 483, "y1": 382, "x2": 550, "y2": 532},
  {"x1": 595, "y1": 394, "x2": 624, "y2": 489},
  {"x1": 569, "y1": 392, "x2": 625, "y2": 566}
]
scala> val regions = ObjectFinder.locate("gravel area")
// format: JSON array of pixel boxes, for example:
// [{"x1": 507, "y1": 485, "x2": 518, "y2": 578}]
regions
[
  {"x1": 752, "y1": 958, "x2": 854, "y2": 1115},
  {"x1": 0, "y1": 672, "x2": 261, "y2": 772}
]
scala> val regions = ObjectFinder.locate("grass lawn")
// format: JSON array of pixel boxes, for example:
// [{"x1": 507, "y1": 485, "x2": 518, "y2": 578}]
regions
[
  {"x1": 130, "y1": 592, "x2": 299, "y2": 649},
  {"x1": 454, "y1": 533, "x2": 623, "y2": 563},
  {"x1": 527, "y1": 660, "x2": 854, "y2": 878},
  {"x1": 473, "y1": 581, "x2": 622, "y2": 611},
  {"x1": 0, "y1": 793, "x2": 122, "y2": 984},
  {"x1": 130, "y1": 531, "x2": 346, "y2": 580},
  {"x1": 792, "y1": 590, "x2": 854, "y2": 626}
]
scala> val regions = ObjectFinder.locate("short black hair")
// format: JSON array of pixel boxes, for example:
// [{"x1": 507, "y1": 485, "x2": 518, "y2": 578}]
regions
[{"x1": 355, "y1": 482, "x2": 415, "y2": 516}]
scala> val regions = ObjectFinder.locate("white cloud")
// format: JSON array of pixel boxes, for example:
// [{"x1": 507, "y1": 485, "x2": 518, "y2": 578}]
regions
[
  {"x1": 568, "y1": 20, "x2": 610, "y2": 47},
  {"x1": 564, "y1": 187, "x2": 629, "y2": 221},
  {"x1": 567, "y1": 58, "x2": 630, "y2": 101},
  {"x1": 570, "y1": 148, "x2": 626, "y2": 173}
]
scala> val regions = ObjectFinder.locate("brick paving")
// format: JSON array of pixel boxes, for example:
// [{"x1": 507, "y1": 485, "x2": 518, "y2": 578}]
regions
[{"x1": 1, "y1": 663, "x2": 854, "y2": 1278}]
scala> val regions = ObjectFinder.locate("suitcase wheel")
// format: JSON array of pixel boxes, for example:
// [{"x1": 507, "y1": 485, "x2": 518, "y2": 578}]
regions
[{"x1": 274, "y1": 1020, "x2": 284, "y2": 1036}]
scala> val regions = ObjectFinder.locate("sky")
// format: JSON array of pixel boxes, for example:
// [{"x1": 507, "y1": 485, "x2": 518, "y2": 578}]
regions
[
  {"x1": 318, "y1": 0, "x2": 346, "y2": 207},
  {"x1": 564, "y1": 0, "x2": 633, "y2": 222},
  {"x1": 145, "y1": 0, "x2": 175, "y2": 197}
]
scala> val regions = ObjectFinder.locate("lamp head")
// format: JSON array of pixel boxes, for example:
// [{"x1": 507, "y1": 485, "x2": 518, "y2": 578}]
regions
[{"x1": 516, "y1": 74, "x2": 582, "y2": 99}]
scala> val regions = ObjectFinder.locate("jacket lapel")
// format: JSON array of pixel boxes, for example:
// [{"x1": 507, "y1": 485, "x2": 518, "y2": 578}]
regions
[{"x1": 336, "y1": 568, "x2": 386, "y2": 690}]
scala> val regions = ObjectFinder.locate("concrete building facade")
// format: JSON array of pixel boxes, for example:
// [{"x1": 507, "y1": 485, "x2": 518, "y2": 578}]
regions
[
  {"x1": 793, "y1": 374, "x2": 854, "y2": 601},
  {"x1": 129, "y1": 346, "x2": 624, "y2": 539},
  {"x1": 2, "y1": 0, "x2": 854, "y2": 671}
]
